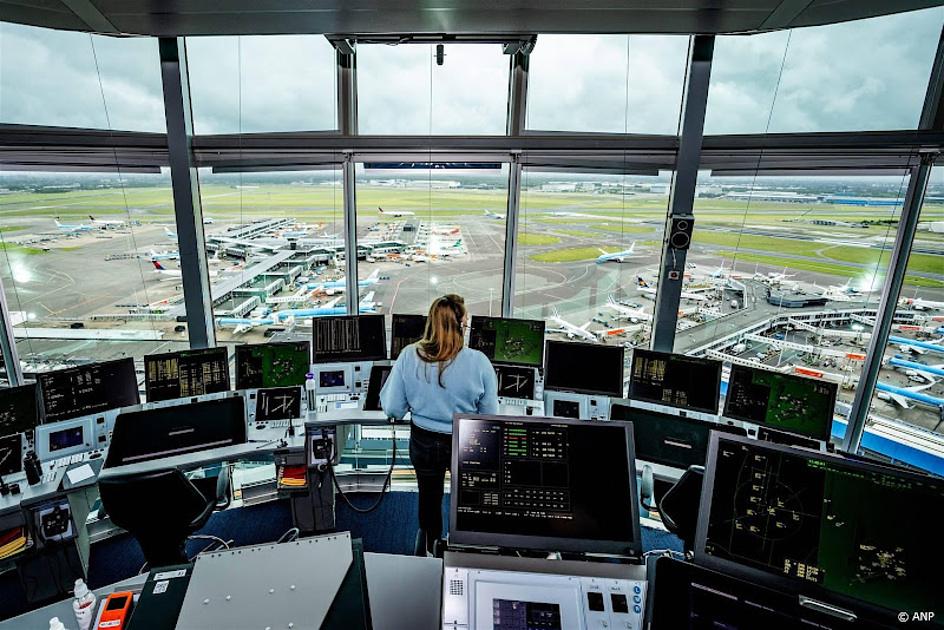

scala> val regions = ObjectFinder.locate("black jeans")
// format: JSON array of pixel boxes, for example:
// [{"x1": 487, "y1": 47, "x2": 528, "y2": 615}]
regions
[{"x1": 409, "y1": 424, "x2": 453, "y2": 552}]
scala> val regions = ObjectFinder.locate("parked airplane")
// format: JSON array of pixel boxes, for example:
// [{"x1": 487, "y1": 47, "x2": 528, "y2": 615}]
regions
[
  {"x1": 596, "y1": 242, "x2": 642, "y2": 264},
  {"x1": 484, "y1": 210, "x2": 505, "y2": 220},
  {"x1": 378, "y1": 207, "x2": 415, "y2": 218},
  {"x1": 636, "y1": 276, "x2": 710, "y2": 302},
  {"x1": 546, "y1": 307, "x2": 599, "y2": 343},
  {"x1": 54, "y1": 218, "x2": 93, "y2": 234},
  {"x1": 151, "y1": 260, "x2": 220, "y2": 280},
  {"x1": 88, "y1": 215, "x2": 126, "y2": 228},
  {"x1": 147, "y1": 249, "x2": 180, "y2": 261},
  {"x1": 305, "y1": 269, "x2": 381, "y2": 295},
  {"x1": 889, "y1": 357, "x2": 944, "y2": 384},
  {"x1": 604, "y1": 296, "x2": 652, "y2": 323},
  {"x1": 875, "y1": 380, "x2": 942, "y2": 410},
  {"x1": 900, "y1": 296, "x2": 944, "y2": 311}
]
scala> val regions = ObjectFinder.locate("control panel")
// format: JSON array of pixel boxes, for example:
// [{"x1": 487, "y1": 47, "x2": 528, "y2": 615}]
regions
[
  {"x1": 310, "y1": 361, "x2": 373, "y2": 414},
  {"x1": 543, "y1": 391, "x2": 611, "y2": 421},
  {"x1": 442, "y1": 566, "x2": 646, "y2": 630}
]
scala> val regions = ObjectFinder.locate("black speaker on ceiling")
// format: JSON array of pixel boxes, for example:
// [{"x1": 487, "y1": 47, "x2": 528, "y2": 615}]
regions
[{"x1": 668, "y1": 215, "x2": 694, "y2": 250}]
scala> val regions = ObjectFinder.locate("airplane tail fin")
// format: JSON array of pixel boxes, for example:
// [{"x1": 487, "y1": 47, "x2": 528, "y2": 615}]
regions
[
  {"x1": 636, "y1": 276, "x2": 650, "y2": 288},
  {"x1": 152, "y1": 260, "x2": 165, "y2": 271},
  {"x1": 366, "y1": 269, "x2": 380, "y2": 281}
]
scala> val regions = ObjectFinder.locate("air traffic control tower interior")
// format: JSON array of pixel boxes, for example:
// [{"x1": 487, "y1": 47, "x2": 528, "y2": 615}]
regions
[{"x1": 0, "y1": 1, "x2": 943, "y2": 628}]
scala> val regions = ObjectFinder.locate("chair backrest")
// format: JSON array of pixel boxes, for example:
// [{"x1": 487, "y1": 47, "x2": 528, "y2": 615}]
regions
[
  {"x1": 99, "y1": 469, "x2": 212, "y2": 536},
  {"x1": 657, "y1": 465, "x2": 705, "y2": 552}
]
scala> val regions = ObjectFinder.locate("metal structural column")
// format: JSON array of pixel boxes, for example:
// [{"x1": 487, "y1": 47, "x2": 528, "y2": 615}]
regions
[
  {"x1": 501, "y1": 46, "x2": 531, "y2": 316},
  {"x1": 842, "y1": 155, "x2": 934, "y2": 451},
  {"x1": 0, "y1": 276, "x2": 23, "y2": 386},
  {"x1": 159, "y1": 38, "x2": 216, "y2": 348},
  {"x1": 651, "y1": 35, "x2": 714, "y2": 352},
  {"x1": 337, "y1": 43, "x2": 360, "y2": 310},
  {"x1": 501, "y1": 155, "x2": 523, "y2": 317}
]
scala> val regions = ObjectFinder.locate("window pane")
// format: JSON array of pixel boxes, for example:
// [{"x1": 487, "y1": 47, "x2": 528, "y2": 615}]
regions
[
  {"x1": 526, "y1": 35, "x2": 688, "y2": 134},
  {"x1": 355, "y1": 164, "x2": 508, "y2": 326},
  {"x1": 0, "y1": 170, "x2": 188, "y2": 377},
  {"x1": 357, "y1": 44, "x2": 508, "y2": 135},
  {"x1": 514, "y1": 169, "x2": 670, "y2": 351},
  {"x1": 0, "y1": 23, "x2": 165, "y2": 132},
  {"x1": 187, "y1": 36, "x2": 337, "y2": 134},
  {"x1": 704, "y1": 8, "x2": 944, "y2": 134},
  {"x1": 688, "y1": 172, "x2": 908, "y2": 452},
  {"x1": 195, "y1": 168, "x2": 344, "y2": 344},
  {"x1": 860, "y1": 167, "x2": 944, "y2": 474}
]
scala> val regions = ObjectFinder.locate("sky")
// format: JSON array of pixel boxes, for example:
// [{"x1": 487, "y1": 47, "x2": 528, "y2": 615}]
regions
[{"x1": 0, "y1": 6, "x2": 942, "y2": 135}]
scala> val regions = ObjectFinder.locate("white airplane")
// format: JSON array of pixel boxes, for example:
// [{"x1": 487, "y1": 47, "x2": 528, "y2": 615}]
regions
[
  {"x1": 164, "y1": 227, "x2": 178, "y2": 240},
  {"x1": 147, "y1": 249, "x2": 179, "y2": 261},
  {"x1": 636, "y1": 276, "x2": 710, "y2": 302},
  {"x1": 900, "y1": 296, "x2": 944, "y2": 311},
  {"x1": 547, "y1": 308, "x2": 599, "y2": 343},
  {"x1": 88, "y1": 215, "x2": 126, "y2": 229},
  {"x1": 54, "y1": 218, "x2": 93, "y2": 234},
  {"x1": 378, "y1": 207, "x2": 415, "y2": 218},
  {"x1": 151, "y1": 260, "x2": 221, "y2": 280},
  {"x1": 484, "y1": 210, "x2": 505, "y2": 220},
  {"x1": 604, "y1": 296, "x2": 652, "y2": 323},
  {"x1": 307, "y1": 269, "x2": 381, "y2": 295},
  {"x1": 266, "y1": 287, "x2": 314, "y2": 305},
  {"x1": 596, "y1": 242, "x2": 642, "y2": 264},
  {"x1": 754, "y1": 267, "x2": 796, "y2": 284}
]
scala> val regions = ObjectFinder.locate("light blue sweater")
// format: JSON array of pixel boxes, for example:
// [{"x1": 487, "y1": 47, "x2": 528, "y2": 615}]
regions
[{"x1": 380, "y1": 344, "x2": 499, "y2": 434}]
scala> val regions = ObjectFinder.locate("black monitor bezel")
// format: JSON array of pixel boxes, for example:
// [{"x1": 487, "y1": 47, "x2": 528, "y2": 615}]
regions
[
  {"x1": 610, "y1": 399, "x2": 714, "y2": 469},
  {"x1": 722, "y1": 364, "x2": 836, "y2": 441},
  {"x1": 311, "y1": 314, "x2": 388, "y2": 364},
  {"x1": 0, "y1": 383, "x2": 40, "y2": 438},
  {"x1": 449, "y1": 413, "x2": 642, "y2": 557},
  {"x1": 468, "y1": 315, "x2": 546, "y2": 368},
  {"x1": 390, "y1": 313, "x2": 428, "y2": 360},
  {"x1": 543, "y1": 339, "x2": 625, "y2": 398},
  {"x1": 38, "y1": 357, "x2": 141, "y2": 423},
  {"x1": 234, "y1": 340, "x2": 311, "y2": 390},
  {"x1": 694, "y1": 432, "x2": 943, "y2": 626},
  {"x1": 628, "y1": 348, "x2": 722, "y2": 414},
  {"x1": 143, "y1": 346, "x2": 231, "y2": 403}
]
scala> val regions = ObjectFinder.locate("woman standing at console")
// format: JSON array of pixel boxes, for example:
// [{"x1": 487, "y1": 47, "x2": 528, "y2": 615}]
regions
[{"x1": 380, "y1": 294, "x2": 498, "y2": 554}]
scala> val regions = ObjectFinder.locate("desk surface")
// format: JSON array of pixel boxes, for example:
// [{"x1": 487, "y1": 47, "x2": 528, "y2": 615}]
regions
[{"x1": 0, "y1": 551, "x2": 443, "y2": 630}]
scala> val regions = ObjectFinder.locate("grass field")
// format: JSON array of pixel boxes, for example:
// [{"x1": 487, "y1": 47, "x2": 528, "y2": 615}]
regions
[
  {"x1": 518, "y1": 232, "x2": 562, "y2": 246},
  {"x1": 530, "y1": 246, "x2": 617, "y2": 263}
]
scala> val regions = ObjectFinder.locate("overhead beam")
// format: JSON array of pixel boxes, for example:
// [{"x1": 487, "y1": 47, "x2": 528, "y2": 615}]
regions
[
  {"x1": 651, "y1": 35, "x2": 714, "y2": 352},
  {"x1": 60, "y1": 0, "x2": 119, "y2": 34},
  {"x1": 159, "y1": 37, "x2": 216, "y2": 349}
]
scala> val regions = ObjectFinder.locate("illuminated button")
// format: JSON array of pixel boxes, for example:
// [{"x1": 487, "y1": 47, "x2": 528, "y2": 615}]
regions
[
  {"x1": 633, "y1": 605, "x2": 641, "y2": 614},
  {"x1": 632, "y1": 595, "x2": 641, "y2": 604},
  {"x1": 632, "y1": 585, "x2": 641, "y2": 594}
]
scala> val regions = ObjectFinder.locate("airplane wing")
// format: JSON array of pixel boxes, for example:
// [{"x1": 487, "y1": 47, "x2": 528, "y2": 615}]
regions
[
  {"x1": 233, "y1": 324, "x2": 251, "y2": 335},
  {"x1": 888, "y1": 393, "x2": 912, "y2": 409},
  {"x1": 323, "y1": 296, "x2": 342, "y2": 309}
]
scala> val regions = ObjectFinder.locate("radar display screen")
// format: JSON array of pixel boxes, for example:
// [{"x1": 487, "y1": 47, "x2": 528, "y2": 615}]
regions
[
  {"x1": 391, "y1": 314, "x2": 427, "y2": 360},
  {"x1": 543, "y1": 340, "x2": 624, "y2": 398},
  {"x1": 494, "y1": 365, "x2": 536, "y2": 400},
  {"x1": 144, "y1": 347, "x2": 230, "y2": 403},
  {"x1": 723, "y1": 365, "x2": 836, "y2": 441},
  {"x1": 493, "y1": 600, "x2": 562, "y2": 630},
  {"x1": 700, "y1": 436, "x2": 944, "y2": 618},
  {"x1": 235, "y1": 341, "x2": 310, "y2": 389},
  {"x1": 629, "y1": 349, "x2": 721, "y2": 414},
  {"x1": 0, "y1": 433, "x2": 23, "y2": 476},
  {"x1": 0, "y1": 384, "x2": 39, "y2": 439},
  {"x1": 468, "y1": 316, "x2": 545, "y2": 367},
  {"x1": 451, "y1": 415, "x2": 639, "y2": 555},
  {"x1": 312, "y1": 314, "x2": 387, "y2": 364},
  {"x1": 38, "y1": 358, "x2": 140, "y2": 423},
  {"x1": 255, "y1": 387, "x2": 302, "y2": 422}
]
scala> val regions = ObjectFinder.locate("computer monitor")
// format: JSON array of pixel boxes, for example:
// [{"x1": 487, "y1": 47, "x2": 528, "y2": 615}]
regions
[
  {"x1": 648, "y1": 556, "x2": 887, "y2": 630},
  {"x1": 723, "y1": 365, "x2": 836, "y2": 441},
  {"x1": 695, "y1": 434, "x2": 944, "y2": 625},
  {"x1": 144, "y1": 347, "x2": 230, "y2": 403},
  {"x1": 0, "y1": 433, "x2": 23, "y2": 476},
  {"x1": 364, "y1": 365, "x2": 393, "y2": 412},
  {"x1": 0, "y1": 383, "x2": 39, "y2": 439},
  {"x1": 494, "y1": 365, "x2": 536, "y2": 400},
  {"x1": 255, "y1": 387, "x2": 302, "y2": 422},
  {"x1": 105, "y1": 396, "x2": 247, "y2": 468},
  {"x1": 311, "y1": 314, "x2": 387, "y2": 364},
  {"x1": 450, "y1": 414, "x2": 641, "y2": 556},
  {"x1": 468, "y1": 316, "x2": 545, "y2": 367},
  {"x1": 390, "y1": 314, "x2": 427, "y2": 360},
  {"x1": 610, "y1": 401, "x2": 745, "y2": 470},
  {"x1": 235, "y1": 341, "x2": 310, "y2": 389},
  {"x1": 628, "y1": 349, "x2": 721, "y2": 414},
  {"x1": 543, "y1": 340, "x2": 624, "y2": 398},
  {"x1": 38, "y1": 358, "x2": 140, "y2": 423}
]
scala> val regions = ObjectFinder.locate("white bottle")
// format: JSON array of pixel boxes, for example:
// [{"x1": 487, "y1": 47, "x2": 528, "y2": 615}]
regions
[
  {"x1": 305, "y1": 373, "x2": 317, "y2": 412},
  {"x1": 49, "y1": 617, "x2": 69, "y2": 630},
  {"x1": 72, "y1": 579, "x2": 96, "y2": 630}
]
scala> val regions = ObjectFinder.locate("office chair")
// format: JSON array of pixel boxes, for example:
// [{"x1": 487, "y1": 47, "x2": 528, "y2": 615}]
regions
[
  {"x1": 99, "y1": 467, "x2": 230, "y2": 567},
  {"x1": 657, "y1": 465, "x2": 704, "y2": 554}
]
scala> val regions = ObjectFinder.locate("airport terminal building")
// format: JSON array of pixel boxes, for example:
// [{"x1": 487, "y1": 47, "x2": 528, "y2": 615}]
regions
[{"x1": 0, "y1": 2, "x2": 942, "y2": 628}]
